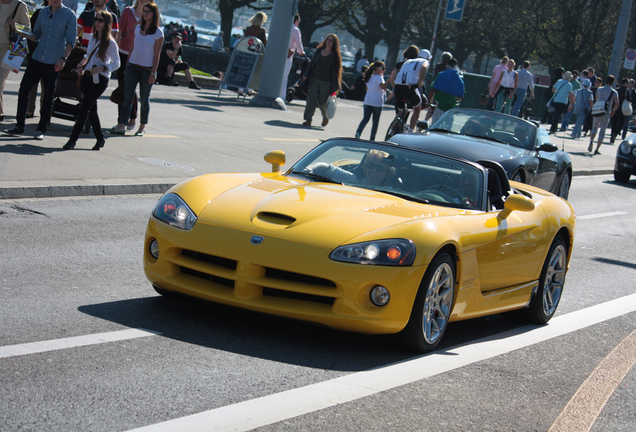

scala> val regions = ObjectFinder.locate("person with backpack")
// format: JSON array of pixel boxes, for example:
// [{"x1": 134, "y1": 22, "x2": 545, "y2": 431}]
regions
[
  {"x1": 548, "y1": 70, "x2": 575, "y2": 134},
  {"x1": 588, "y1": 75, "x2": 619, "y2": 155}
]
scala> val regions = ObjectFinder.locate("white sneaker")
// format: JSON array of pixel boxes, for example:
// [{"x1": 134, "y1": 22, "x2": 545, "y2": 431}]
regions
[
  {"x1": 403, "y1": 125, "x2": 412, "y2": 134},
  {"x1": 34, "y1": 131, "x2": 44, "y2": 140}
]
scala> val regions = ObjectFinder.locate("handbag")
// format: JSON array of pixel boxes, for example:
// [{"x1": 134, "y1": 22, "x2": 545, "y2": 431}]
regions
[
  {"x1": 110, "y1": 85, "x2": 124, "y2": 104},
  {"x1": 591, "y1": 100, "x2": 608, "y2": 117},
  {"x1": 478, "y1": 93, "x2": 488, "y2": 106},
  {"x1": 326, "y1": 94, "x2": 337, "y2": 119},
  {"x1": 546, "y1": 99, "x2": 555, "y2": 113},
  {"x1": 622, "y1": 99, "x2": 633, "y2": 116}
]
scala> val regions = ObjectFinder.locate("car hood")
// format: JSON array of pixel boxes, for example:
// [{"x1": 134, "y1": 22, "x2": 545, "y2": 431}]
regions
[
  {"x1": 194, "y1": 175, "x2": 463, "y2": 248},
  {"x1": 391, "y1": 132, "x2": 526, "y2": 166}
]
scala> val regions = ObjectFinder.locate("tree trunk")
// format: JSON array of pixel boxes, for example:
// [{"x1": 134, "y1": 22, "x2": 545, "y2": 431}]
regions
[{"x1": 219, "y1": 3, "x2": 235, "y2": 48}]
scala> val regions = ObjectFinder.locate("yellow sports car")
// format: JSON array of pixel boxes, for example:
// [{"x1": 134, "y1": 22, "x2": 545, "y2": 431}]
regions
[{"x1": 144, "y1": 138, "x2": 575, "y2": 352}]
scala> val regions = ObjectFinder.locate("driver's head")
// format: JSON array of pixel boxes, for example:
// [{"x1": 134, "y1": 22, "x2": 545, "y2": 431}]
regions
[
  {"x1": 363, "y1": 149, "x2": 392, "y2": 186},
  {"x1": 514, "y1": 125, "x2": 528, "y2": 141},
  {"x1": 462, "y1": 119, "x2": 481, "y2": 135}
]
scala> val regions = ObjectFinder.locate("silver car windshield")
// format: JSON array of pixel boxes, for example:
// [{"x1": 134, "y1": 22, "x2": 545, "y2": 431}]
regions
[{"x1": 431, "y1": 110, "x2": 536, "y2": 151}]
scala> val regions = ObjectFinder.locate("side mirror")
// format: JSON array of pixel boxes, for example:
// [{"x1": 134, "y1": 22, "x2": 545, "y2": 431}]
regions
[
  {"x1": 264, "y1": 150, "x2": 286, "y2": 173},
  {"x1": 537, "y1": 143, "x2": 559, "y2": 152},
  {"x1": 498, "y1": 194, "x2": 535, "y2": 219},
  {"x1": 416, "y1": 120, "x2": 429, "y2": 132}
]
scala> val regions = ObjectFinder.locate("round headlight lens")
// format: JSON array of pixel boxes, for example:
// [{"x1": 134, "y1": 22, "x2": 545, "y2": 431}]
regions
[
  {"x1": 149, "y1": 239, "x2": 160, "y2": 259},
  {"x1": 365, "y1": 243, "x2": 380, "y2": 260},
  {"x1": 370, "y1": 285, "x2": 390, "y2": 306},
  {"x1": 620, "y1": 142, "x2": 631, "y2": 155}
]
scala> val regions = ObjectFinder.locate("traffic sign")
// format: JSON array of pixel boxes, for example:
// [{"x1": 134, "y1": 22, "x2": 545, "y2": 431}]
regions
[
  {"x1": 445, "y1": 0, "x2": 465, "y2": 22},
  {"x1": 625, "y1": 48, "x2": 636, "y2": 70}
]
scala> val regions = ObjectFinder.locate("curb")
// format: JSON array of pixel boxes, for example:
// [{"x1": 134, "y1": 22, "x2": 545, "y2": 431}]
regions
[{"x1": 0, "y1": 169, "x2": 614, "y2": 200}]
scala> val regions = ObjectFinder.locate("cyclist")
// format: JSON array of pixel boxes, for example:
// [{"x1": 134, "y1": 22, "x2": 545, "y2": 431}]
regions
[{"x1": 390, "y1": 46, "x2": 430, "y2": 132}]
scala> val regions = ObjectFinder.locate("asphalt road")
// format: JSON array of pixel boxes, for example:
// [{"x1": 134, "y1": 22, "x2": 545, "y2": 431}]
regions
[{"x1": 1, "y1": 174, "x2": 635, "y2": 431}]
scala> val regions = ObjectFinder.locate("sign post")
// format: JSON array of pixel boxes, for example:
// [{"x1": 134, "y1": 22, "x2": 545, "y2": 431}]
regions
[{"x1": 219, "y1": 37, "x2": 265, "y2": 98}]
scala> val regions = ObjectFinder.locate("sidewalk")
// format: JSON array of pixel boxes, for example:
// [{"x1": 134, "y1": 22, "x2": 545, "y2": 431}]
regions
[{"x1": 0, "y1": 71, "x2": 618, "y2": 200}]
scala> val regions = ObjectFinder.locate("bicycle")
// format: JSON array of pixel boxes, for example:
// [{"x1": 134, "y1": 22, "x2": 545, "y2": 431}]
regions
[{"x1": 384, "y1": 102, "x2": 433, "y2": 140}]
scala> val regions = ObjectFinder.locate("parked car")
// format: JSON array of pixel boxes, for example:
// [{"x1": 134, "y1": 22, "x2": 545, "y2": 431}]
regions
[
  {"x1": 144, "y1": 138, "x2": 575, "y2": 352},
  {"x1": 614, "y1": 133, "x2": 636, "y2": 183},
  {"x1": 390, "y1": 108, "x2": 573, "y2": 200}
]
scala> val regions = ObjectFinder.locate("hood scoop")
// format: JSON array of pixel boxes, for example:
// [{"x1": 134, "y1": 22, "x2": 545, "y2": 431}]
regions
[{"x1": 254, "y1": 211, "x2": 297, "y2": 227}]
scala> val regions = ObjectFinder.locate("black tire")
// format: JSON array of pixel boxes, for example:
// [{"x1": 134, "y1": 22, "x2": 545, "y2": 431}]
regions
[
  {"x1": 557, "y1": 171, "x2": 571, "y2": 200},
  {"x1": 153, "y1": 285, "x2": 174, "y2": 297},
  {"x1": 401, "y1": 252, "x2": 455, "y2": 353},
  {"x1": 511, "y1": 169, "x2": 524, "y2": 184},
  {"x1": 385, "y1": 117, "x2": 403, "y2": 140},
  {"x1": 506, "y1": 236, "x2": 568, "y2": 324},
  {"x1": 614, "y1": 170, "x2": 630, "y2": 184}
]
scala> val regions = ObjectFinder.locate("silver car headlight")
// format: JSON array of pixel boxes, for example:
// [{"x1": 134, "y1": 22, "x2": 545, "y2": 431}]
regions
[
  {"x1": 152, "y1": 193, "x2": 197, "y2": 230},
  {"x1": 619, "y1": 141, "x2": 632, "y2": 155},
  {"x1": 330, "y1": 239, "x2": 416, "y2": 266}
]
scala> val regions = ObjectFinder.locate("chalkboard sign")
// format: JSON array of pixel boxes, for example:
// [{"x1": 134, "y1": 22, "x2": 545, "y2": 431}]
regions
[
  {"x1": 224, "y1": 51, "x2": 258, "y2": 90},
  {"x1": 219, "y1": 37, "x2": 265, "y2": 96}
]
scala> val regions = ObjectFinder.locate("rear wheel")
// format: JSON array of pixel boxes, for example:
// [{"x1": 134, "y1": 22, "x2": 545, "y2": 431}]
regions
[
  {"x1": 506, "y1": 236, "x2": 568, "y2": 324},
  {"x1": 401, "y1": 253, "x2": 455, "y2": 353},
  {"x1": 511, "y1": 170, "x2": 524, "y2": 183},
  {"x1": 385, "y1": 116, "x2": 404, "y2": 140},
  {"x1": 614, "y1": 170, "x2": 631, "y2": 184}
]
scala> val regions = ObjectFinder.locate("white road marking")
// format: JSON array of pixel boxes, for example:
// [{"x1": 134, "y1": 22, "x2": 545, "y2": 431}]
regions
[
  {"x1": 0, "y1": 328, "x2": 161, "y2": 359},
  {"x1": 127, "y1": 293, "x2": 636, "y2": 432},
  {"x1": 549, "y1": 329, "x2": 636, "y2": 432},
  {"x1": 578, "y1": 211, "x2": 627, "y2": 220}
]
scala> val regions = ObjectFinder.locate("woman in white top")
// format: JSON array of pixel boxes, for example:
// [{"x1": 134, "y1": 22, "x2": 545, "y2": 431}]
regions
[
  {"x1": 493, "y1": 59, "x2": 518, "y2": 114},
  {"x1": 63, "y1": 10, "x2": 120, "y2": 151},
  {"x1": 355, "y1": 61, "x2": 392, "y2": 140},
  {"x1": 111, "y1": 1, "x2": 163, "y2": 136},
  {"x1": 115, "y1": 0, "x2": 153, "y2": 131}
]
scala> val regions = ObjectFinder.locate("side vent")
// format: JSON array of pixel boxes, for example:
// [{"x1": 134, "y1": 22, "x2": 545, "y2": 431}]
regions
[{"x1": 256, "y1": 212, "x2": 296, "y2": 226}]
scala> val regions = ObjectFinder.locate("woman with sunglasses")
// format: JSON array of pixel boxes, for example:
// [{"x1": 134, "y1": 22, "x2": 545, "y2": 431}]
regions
[
  {"x1": 62, "y1": 11, "x2": 119, "y2": 150},
  {"x1": 355, "y1": 61, "x2": 392, "y2": 140},
  {"x1": 111, "y1": 2, "x2": 163, "y2": 136}
]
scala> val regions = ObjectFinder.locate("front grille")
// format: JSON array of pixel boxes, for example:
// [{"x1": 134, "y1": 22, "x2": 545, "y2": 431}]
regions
[
  {"x1": 182, "y1": 249, "x2": 237, "y2": 270},
  {"x1": 263, "y1": 287, "x2": 335, "y2": 305},
  {"x1": 265, "y1": 267, "x2": 337, "y2": 287},
  {"x1": 181, "y1": 267, "x2": 235, "y2": 288}
]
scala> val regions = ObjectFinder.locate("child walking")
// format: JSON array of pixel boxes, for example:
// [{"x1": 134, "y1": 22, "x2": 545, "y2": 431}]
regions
[{"x1": 355, "y1": 61, "x2": 392, "y2": 140}]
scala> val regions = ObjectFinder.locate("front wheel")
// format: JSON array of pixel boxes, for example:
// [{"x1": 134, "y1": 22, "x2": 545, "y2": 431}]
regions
[
  {"x1": 401, "y1": 252, "x2": 455, "y2": 353},
  {"x1": 385, "y1": 116, "x2": 403, "y2": 140},
  {"x1": 557, "y1": 171, "x2": 571, "y2": 200},
  {"x1": 614, "y1": 170, "x2": 631, "y2": 184}
]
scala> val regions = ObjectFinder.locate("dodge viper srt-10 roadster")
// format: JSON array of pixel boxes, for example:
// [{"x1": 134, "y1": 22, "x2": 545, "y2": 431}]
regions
[{"x1": 144, "y1": 138, "x2": 576, "y2": 352}]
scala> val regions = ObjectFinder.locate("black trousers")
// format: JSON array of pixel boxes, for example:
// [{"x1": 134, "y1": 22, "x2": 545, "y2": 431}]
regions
[
  {"x1": 69, "y1": 74, "x2": 109, "y2": 142},
  {"x1": 16, "y1": 59, "x2": 59, "y2": 132}
]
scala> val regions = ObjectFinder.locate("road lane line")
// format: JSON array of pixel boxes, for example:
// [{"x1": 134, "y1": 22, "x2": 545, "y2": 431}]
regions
[
  {"x1": 0, "y1": 328, "x2": 161, "y2": 359},
  {"x1": 578, "y1": 211, "x2": 627, "y2": 220},
  {"x1": 548, "y1": 328, "x2": 636, "y2": 432},
  {"x1": 127, "y1": 293, "x2": 636, "y2": 432}
]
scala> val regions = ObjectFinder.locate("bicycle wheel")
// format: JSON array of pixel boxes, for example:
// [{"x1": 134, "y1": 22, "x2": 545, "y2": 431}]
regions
[{"x1": 385, "y1": 116, "x2": 404, "y2": 140}]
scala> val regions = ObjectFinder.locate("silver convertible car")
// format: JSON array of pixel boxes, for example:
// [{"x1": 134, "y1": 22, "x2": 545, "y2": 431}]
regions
[{"x1": 390, "y1": 109, "x2": 573, "y2": 200}]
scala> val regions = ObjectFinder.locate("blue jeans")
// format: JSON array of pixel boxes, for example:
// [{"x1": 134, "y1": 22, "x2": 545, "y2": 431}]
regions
[
  {"x1": 571, "y1": 112, "x2": 586, "y2": 138},
  {"x1": 511, "y1": 89, "x2": 526, "y2": 117},
  {"x1": 561, "y1": 108, "x2": 573, "y2": 130},
  {"x1": 495, "y1": 87, "x2": 513, "y2": 114},
  {"x1": 356, "y1": 105, "x2": 382, "y2": 140},
  {"x1": 16, "y1": 59, "x2": 60, "y2": 132},
  {"x1": 118, "y1": 64, "x2": 153, "y2": 125}
]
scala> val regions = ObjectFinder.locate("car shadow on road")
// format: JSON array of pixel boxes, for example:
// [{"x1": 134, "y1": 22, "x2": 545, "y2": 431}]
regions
[{"x1": 78, "y1": 294, "x2": 532, "y2": 371}]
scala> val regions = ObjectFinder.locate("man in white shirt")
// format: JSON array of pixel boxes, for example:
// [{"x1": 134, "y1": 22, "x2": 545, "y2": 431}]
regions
[
  {"x1": 280, "y1": 14, "x2": 304, "y2": 100},
  {"x1": 356, "y1": 55, "x2": 369, "y2": 74},
  {"x1": 511, "y1": 60, "x2": 534, "y2": 117},
  {"x1": 211, "y1": 31, "x2": 224, "y2": 52}
]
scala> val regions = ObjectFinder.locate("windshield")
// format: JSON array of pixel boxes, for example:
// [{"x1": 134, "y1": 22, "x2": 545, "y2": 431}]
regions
[
  {"x1": 288, "y1": 140, "x2": 485, "y2": 210},
  {"x1": 431, "y1": 110, "x2": 536, "y2": 150}
]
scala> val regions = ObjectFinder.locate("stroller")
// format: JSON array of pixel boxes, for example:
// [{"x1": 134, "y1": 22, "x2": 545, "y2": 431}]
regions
[
  {"x1": 285, "y1": 54, "x2": 309, "y2": 103},
  {"x1": 51, "y1": 46, "x2": 90, "y2": 133}
]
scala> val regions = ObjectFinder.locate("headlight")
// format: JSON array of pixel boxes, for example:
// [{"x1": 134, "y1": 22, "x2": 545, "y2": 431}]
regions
[
  {"x1": 330, "y1": 239, "x2": 416, "y2": 266},
  {"x1": 619, "y1": 141, "x2": 632, "y2": 155},
  {"x1": 152, "y1": 193, "x2": 197, "y2": 230}
]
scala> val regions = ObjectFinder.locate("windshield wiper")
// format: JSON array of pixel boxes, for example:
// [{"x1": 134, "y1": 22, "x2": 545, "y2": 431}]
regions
[
  {"x1": 429, "y1": 127, "x2": 456, "y2": 133},
  {"x1": 291, "y1": 171, "x2": 343, "y2": 185},
  {"x1": 369, "y1": 188, "x2": 430, "y2": 204}
]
